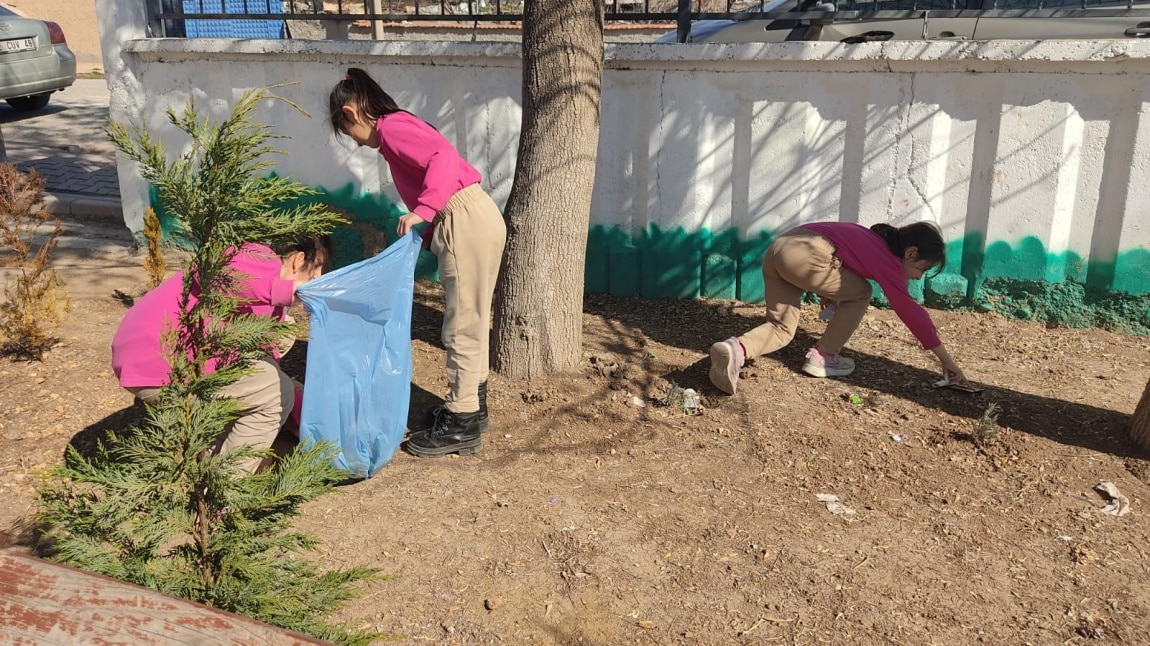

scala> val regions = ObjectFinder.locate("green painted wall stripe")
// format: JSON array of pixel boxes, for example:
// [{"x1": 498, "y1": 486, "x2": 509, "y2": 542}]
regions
[
  {"x1": 151, "y1": 181, "x2": 1149, "y2": 334},
  {"x1": 586, "y1": 224, "x2": 1150, "y2": 334},
  {"x1": 152, "y1": 182, "x2": 441, "y2": 279}
]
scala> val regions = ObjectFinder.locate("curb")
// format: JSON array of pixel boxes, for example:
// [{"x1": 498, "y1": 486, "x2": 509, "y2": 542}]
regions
[{"x1": 41, "y1": 192, "x2": 123, "y2": 220}]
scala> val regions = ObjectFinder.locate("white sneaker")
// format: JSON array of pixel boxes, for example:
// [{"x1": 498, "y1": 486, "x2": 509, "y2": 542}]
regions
[
  {"x1": 802, "y1": 347, "x2": 855, "y2": 378},
  {"x1": 709, "y1": 337, "x2": 745, "y2": 395}
]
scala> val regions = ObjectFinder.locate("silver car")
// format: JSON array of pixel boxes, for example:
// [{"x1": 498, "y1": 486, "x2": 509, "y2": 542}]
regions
[
  {"x1": 659, "y1": 0, "x2": 1150, "y2": 43},
  {"x1": 0, "y1": 4, "x2": 76, "y2": 112}
]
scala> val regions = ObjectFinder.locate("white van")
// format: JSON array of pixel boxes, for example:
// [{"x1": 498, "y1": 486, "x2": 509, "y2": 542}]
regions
[{"x1": 656, "y1": 0, "x2": 1150, "y2": 43}]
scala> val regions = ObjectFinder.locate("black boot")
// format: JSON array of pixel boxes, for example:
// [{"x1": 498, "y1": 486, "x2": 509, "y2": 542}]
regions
[
  {"x1": 423, "y1": 380, "x2": 489, "y2": 434},
  {"x1": 477, "y1": 380, "x2": 489, "y2": 431},
  {"x1": 405, "y1": 408, "x2": 483, "y2": 458}
]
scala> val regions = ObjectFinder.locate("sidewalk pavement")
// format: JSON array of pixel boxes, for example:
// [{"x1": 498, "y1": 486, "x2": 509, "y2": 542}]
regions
[
  {"x1": 3, "y1": 140, "x2": 139, "y2": 282},
  {"x1": 4, "y1": 139, "x2": 123, "y2": 220}
]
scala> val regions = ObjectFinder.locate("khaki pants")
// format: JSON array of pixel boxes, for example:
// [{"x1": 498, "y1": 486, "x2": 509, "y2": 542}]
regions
[
  {"x1": 128, "y1": 356, "x2": 294, "y2": 474},
  {"x1": 430, "y1": 184, "x2": 507, "y2": 413},
  {"x1": 739, "y1": 228, "x2": 873, "y2": 358}
]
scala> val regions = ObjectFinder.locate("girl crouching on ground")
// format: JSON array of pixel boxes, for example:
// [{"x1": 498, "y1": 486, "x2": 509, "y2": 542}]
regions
[
  {"x1": 708, "y1": 221, "x2": 967, "y2": 395},
  {"x1": 111, "y1": 236, "x2": 331, "y2": 473}
]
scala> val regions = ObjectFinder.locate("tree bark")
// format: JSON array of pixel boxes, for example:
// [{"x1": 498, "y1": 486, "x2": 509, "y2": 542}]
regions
[
  {"x1": 1131, "y1": 375, "x2": 1150, "y2": 451},
  {"x1": 491, "y1": 0, "x2": 604, "y2": 379}
]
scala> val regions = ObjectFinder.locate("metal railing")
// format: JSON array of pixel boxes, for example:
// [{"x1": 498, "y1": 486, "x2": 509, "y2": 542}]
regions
[
  {"x1": 151, "y1": 0, "x2": 808, "y2": 41},
  {"x1": 157, "y1": 0, "x2": 769, "y2": 22},
  {"x1": 150, "y1": 0, "x2": 1150, "y2": 41}
]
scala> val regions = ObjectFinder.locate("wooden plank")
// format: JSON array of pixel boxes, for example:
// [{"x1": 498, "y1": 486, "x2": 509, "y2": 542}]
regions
[{"x1": 0, "y1": 551, "x2": 332, "y2": 645}]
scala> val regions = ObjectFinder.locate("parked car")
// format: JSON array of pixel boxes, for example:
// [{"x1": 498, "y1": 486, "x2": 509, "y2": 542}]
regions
[
  {"x1": 0, "y1": 4, "x2": 76, "y2": 111},
  {"x1": 657, "y1": 0, "x2": 1150, "y2": 43}
]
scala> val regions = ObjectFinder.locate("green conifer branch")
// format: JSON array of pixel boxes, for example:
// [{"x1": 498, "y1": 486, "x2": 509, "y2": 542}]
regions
[{"x1": 40, "y1": 87, "x2": 376, "y2": 644}]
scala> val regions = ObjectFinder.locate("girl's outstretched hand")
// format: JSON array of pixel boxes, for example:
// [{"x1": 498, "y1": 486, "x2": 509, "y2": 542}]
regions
[
  {"x1": 931, "y1": 344, "x2": 967, "y2": 384},
  {"x1": 397, "y1": 213, "x2": 423, "y2": 237},
  {"x1": 941, "y1": 359, "x2": 967, "y2": 384}
]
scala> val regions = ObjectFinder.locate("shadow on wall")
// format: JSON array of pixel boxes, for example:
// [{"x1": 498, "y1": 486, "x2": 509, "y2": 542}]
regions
[
  {"x1": 584, "y1": 225, "x2": 1150, "y2": 334},
  {"x1": 589, "y1": 55, "x2": 1146, "y2": 332}
]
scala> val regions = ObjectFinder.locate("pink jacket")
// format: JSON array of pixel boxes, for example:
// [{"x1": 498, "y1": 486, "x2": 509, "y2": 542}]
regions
[
  {"x1": 801, "y1": 222, "x2": 941, "y2": 350},
  {"x1": 375, "y1": 111, "x2": 482, "y2": 222},
  {"x1": 111, "y1": 244, "x2": 295, "y2": 388}
]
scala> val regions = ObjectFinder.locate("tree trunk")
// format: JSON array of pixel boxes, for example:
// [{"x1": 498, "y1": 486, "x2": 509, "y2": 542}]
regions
[
  {"x1": 491, "y1": 0, "x2": 604, "y2": 379},
  {"x1": 1131, "y1": 375, "x2": 1150, "y2": 451}
]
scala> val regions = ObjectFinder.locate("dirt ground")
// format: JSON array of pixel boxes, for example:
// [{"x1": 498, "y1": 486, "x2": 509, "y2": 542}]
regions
[
  {"x1": 2, "y1": 246, "x2": 1150, "y2": 645},
  {"x1": 7, "y1": 5, "x2": 1150, "y2": 643}
]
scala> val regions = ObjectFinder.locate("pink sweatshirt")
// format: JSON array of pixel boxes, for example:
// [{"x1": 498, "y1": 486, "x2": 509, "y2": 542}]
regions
[
  {"x1": 375, "y1": 111, "x2": 481, "y2": 221},
  {"x1": 111, "y1": 244, "x2": 295, "y2": 388},
  {"x1": 801, "y1": 222, "x2": 941, "y2": 350}
]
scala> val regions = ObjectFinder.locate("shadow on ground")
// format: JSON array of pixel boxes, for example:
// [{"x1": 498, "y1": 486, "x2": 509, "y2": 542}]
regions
[{"x1": 588, "y1": 293, "x2": 1144, "y2": 461}]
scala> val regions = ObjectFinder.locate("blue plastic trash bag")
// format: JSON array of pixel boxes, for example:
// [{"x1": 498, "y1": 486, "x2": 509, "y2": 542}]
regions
[{"x1": 295, "y1": 232, "x2": 422, "y2": 478}]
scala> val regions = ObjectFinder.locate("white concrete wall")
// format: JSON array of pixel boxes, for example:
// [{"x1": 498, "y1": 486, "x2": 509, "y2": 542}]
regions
[{"x1": 97, "y1": 0, "x2": 1150, "y2": 300}]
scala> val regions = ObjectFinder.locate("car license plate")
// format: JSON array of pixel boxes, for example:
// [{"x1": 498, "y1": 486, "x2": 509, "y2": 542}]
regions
[{"x1": 1, "y1": 37, "x2": 36, "y2": 53}]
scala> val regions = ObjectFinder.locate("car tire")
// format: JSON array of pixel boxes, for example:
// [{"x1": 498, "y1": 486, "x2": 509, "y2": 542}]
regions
[{"x1": 6, "y1": 93, "x2": 52, "y2": 112}]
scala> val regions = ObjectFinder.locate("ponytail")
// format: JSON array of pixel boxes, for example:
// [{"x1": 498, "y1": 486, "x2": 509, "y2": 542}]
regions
[
  {"x1": 328, "y1": 67, "x2": 402, "y2": 136},
  {"x1": 869, "y1": 221, "x2": 946, "y2": 276},
  {"x1": 870, "y1": 223, "x2": 901, "y2": 256}
]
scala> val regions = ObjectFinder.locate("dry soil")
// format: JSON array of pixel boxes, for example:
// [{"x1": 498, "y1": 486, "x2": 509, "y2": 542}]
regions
[
  {"x1": 2, "y1": 247, "x2": 1150, "y2": 644},
  {"x1": 4, "y1": 5, "x2": 1150, "y2": 644}
]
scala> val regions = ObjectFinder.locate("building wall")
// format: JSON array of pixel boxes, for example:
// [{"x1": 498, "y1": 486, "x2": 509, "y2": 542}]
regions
[{"x1": 96, "y1": 0, "x2": 1150, "y2": 331}]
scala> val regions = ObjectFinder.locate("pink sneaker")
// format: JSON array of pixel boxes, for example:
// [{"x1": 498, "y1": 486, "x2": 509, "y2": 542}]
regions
[
  {"x1": 802, "y1": 347, "x2": 855, "y2": 378},
  {"x1": 709, "y1": 337, "x2": 745, "y2": 395}
]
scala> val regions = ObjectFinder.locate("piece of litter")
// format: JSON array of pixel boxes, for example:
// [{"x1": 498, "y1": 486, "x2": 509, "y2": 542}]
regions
[
  {"x1": 682, "y1": 388, "x2": 700, "y2": 410},
  {"x1": 1095, "y1": 481, "x2": 1131, "y2": 516},
  {"x1": 1077, "y1": 627, "x2": 1104, "y2": 639},
  {"x1": 848, "y1": 394, "x2": 864, "y2": 405},
  {"x1": 932, "y1": 375, "x2": 984, "y2": 394},
  {"x1": 890, "y1": 433, "x2": 907, "y2": 442},
  {"x1": 818, "y1": 303, "x2": 836, "y2": 321},
  {"x1": 815, "y1": 493, "x2": 856, "y2": 516},
  {"x1": 630, "y1": 396, "x2": 646, "y2": 408},
  {"x1": 825, "y1": 501, "x2": 855, "y2": 516},
  {"x1": 1054, "y1": 535, "x2": 1072, "y2": 542}
]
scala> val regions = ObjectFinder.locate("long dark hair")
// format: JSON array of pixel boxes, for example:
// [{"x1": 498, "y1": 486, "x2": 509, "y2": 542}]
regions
[
  {"x1": 274, "y1": 234, "x2": 334, "y2": 268},
  {"x1": 870, "y1": 221, "x2": 946, "y2": 276},
  {"x1": 328, "y1": 67, "x2": 403, "y2": 136}
]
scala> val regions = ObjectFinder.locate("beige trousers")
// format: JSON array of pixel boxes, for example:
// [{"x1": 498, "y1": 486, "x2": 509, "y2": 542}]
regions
[
  {"x1": 430, "y1": 184, "x2": 507, "y2": 413},
  {"x1": 128, "y1": 356, "x2": 294, "y2": 474},
  {"x1": 738, "y1": 228, "x2": 873, "y2": 358}
]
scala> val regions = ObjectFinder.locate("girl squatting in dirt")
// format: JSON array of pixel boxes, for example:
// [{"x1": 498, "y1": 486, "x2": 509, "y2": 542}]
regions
[
  {"x1": 329, "y1": 68, "x2": 507, "y2": 459},
  {"x1": 111, "y1": 236, "x2": 331, "y2": 474},
  {"x1": 708, "y1": 221, "x2": 968, "y2": 395}
]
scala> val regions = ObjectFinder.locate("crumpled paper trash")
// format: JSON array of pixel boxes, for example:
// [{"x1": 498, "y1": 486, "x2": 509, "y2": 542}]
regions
[
  {"x1": 1094, "y1": 481, "x2": 1131, "y2": 517},
  {"x1": 816, "y1": 493, "x2": 856, "y2": 516}
]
